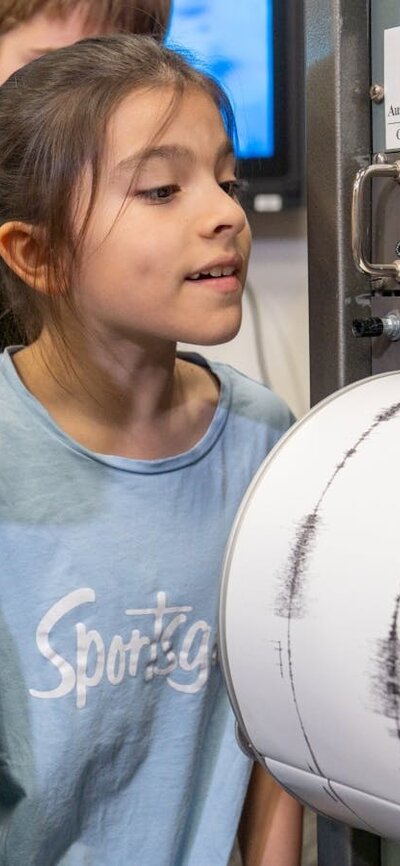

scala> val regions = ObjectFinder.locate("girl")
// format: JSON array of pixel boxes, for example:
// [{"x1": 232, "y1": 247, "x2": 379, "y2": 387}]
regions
[{"x1": 0, "y1": 34, "x2": 299, "y2": 865}]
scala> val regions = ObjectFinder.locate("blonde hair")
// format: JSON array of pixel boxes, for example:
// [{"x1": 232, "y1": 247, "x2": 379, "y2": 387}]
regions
[{"x1": 0, "y1": 0, "x2": 171, "y2": 40}]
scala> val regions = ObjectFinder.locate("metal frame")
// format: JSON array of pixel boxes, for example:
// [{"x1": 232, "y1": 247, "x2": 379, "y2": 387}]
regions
[
  {"x1": 317, "y1": 817, "x2": 381, "y2": 866},
  {"x1": 305, "y1": 0, "x2": 372, "y2": 405}
]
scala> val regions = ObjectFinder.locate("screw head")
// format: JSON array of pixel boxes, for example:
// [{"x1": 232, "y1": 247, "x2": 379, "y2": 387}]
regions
[
  {"x1": 370, "y1": 84, "x2": 384, "y2": 103},
  {"x1": 373, "y1": 152, "x2": 388, "y2": 165}
]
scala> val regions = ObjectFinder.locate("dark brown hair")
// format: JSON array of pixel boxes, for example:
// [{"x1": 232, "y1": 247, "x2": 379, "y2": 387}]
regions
[
  {"x1": 0, "y1": 34, "x2": 236, "y2": 345},
  {"x1": 0, "y1": 0, "x2": 171, "y2": 41}
]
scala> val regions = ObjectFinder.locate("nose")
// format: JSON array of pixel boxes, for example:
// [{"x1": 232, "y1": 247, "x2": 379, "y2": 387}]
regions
[{"x1": 200, "y1": 184, "x2": 248, "y2": 239}]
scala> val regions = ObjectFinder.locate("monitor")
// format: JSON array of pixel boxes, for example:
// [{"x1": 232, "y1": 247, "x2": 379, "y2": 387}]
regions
[{"x1": 166, "y1": 0, "x2": 304, "y2": 210}]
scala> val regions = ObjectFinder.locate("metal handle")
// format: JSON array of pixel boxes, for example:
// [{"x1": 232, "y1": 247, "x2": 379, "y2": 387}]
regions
[{"x1": 351, "y1": 160, "x2": 400, "y2": 280}]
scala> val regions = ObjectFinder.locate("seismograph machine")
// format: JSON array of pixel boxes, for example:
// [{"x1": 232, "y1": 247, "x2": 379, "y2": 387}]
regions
[
  {"x1": 220, "y1": 1, "x2": 400, "y2": 865},
  {"x1": 220, "y1": 375, "x2": 400, "y2": 865}
]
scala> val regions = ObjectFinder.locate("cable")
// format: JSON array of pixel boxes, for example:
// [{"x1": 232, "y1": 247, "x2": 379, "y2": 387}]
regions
[{"x1": 245, "y1": 279, "x2": 272, "y2": 387}]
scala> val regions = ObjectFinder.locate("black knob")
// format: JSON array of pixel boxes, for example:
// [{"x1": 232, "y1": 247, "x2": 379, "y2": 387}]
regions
[{"x1": 352, "y1": 317, "x2": 384, "y2": 338}]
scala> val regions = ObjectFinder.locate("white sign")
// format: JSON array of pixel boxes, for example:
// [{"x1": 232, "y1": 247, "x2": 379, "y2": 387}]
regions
[{"x1": 384, "y1": 26, "x2": 400, "y2": 151}]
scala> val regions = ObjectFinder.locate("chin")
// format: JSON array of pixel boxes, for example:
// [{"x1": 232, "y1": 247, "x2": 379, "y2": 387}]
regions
[
  {"x1": 203, "y1": 330, "x2": 240, "y2": 347},
  {"x1": 182, "y1": 313, "x2": 242, "y2": 347}
]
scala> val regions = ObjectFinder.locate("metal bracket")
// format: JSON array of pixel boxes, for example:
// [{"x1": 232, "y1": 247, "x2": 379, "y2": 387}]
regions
[
  {"x1": 352, "y1": 160, "x2": 400, "y2": 280},
  {"x1": 317, "y1": 817, "x2": 381, "y2": 866}
]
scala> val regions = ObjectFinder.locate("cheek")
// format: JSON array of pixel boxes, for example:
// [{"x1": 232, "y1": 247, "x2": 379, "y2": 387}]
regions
[
  {"x1": 78, "y1": 232, "x2": 170, "y2": 296},
  {"x1": 239, "y1": 224, "x2": 252, "y2": 277},
  {"x1": 75, "y1": 199, "x2": 179, "y2": 288},
  {"x1": 242, "y1": 220, "x2": 252, "y2": 255},
  {"x1": 113, "y1": 228, "x2": 177, "y2": 281}
]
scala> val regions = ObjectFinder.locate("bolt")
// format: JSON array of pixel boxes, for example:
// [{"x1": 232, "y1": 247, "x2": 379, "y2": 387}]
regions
[
  {"x1": 373, "y1": 152, "x2": 388, "y2": 165},
  {"x1": 370, "y1": 84, "x2": 384, "y2": 103}
]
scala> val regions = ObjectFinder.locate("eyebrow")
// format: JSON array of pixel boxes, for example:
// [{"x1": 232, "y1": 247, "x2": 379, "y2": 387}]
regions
[{"x1": 113, "y1": 139, "x2": 235, "y2": 178}]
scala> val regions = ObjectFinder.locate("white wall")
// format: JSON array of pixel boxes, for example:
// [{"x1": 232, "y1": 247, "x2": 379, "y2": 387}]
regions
[{"x1": 183, "y1": 207, "x2": 310, "y2": 420}]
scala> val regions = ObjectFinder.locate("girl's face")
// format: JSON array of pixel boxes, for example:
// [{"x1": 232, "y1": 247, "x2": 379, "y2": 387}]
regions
[{"x1": 71, "y1": 85, "x2": 251, "y2": 349}]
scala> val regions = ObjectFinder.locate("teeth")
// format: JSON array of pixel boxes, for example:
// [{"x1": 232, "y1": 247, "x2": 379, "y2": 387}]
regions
[
  {"x1": 209, "y1": 267, "x2": 223, "y2": 277},
  {"x1": 189, "y1": 267, "x2": 236, "y2": 280},
  {"x1": 188, "y1": 266, "x2": 236, "y2": 280}
]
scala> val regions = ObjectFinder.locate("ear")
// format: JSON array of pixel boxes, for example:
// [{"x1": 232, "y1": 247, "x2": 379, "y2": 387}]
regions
[{"x1": 0, "y1": 221, "x2": 50, "y2": 294}]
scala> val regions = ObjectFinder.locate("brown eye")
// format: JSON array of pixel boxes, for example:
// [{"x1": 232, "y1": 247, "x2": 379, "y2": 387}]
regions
[
  {"x1": 137, "y1": 185, "x2": 180, "y2": 202},
  {"x1": 219, "y1": 179, "x2": 247, "y2": 200}
]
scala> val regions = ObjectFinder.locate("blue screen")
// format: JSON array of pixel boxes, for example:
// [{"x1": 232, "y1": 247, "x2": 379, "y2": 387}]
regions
[{"x1": 166, "y1": 0, "x2": 274, "y2": 160}]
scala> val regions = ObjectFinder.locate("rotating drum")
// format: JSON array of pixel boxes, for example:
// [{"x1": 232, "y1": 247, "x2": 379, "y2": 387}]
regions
[{"x1": 219, "y1": 372, "x2": 400, "y2": 840}]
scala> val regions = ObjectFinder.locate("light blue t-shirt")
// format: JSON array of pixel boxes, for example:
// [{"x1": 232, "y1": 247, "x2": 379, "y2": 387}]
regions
[{"x1": 0, "y1": 348, "x2": 293, "y2": 866}]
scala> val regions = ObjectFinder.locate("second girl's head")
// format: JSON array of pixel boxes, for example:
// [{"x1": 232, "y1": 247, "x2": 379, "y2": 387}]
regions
[
  {"x1": 0, "y1": 35, "x2": 251, "y2": 354},
  {"x1": 0, "y1": 0, "x2": 172, "y2": 82}
]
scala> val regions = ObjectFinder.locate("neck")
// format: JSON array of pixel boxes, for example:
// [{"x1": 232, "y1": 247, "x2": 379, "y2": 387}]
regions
[
  {"x1": 15, "y1": 328, "x2": 179, "y2": 423},
  {"x1": 11, "y1": 328, "x2": 219, "y2": 459}
]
